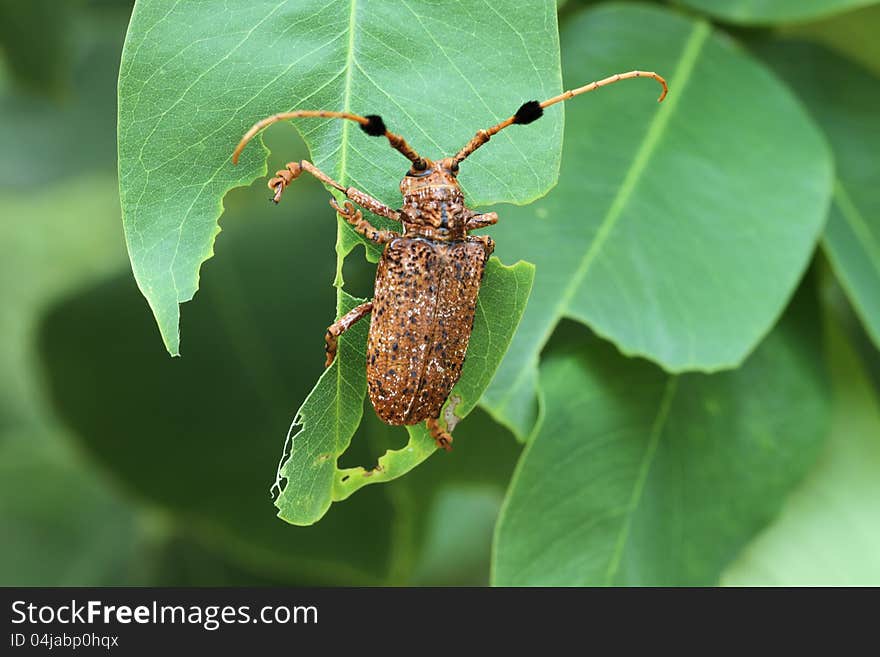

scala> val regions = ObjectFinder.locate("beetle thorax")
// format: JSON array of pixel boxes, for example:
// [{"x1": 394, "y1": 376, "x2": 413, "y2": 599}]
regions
[{"x1": 398, "y1": 158, "x2": 467, "y2": 240}]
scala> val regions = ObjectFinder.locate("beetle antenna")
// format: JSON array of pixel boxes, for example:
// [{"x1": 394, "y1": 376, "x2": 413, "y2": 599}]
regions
[
  {"x1": 232, "y1": 110, "x2": 425, "y2": 167},
  {"x1": 452, "y1": 70, "x2": 667, "y2": 166}
]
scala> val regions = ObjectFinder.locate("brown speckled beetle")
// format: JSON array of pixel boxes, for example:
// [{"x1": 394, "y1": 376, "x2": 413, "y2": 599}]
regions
[{"x1": 233, "y1": 70, "x2": 667, "y2": 451}]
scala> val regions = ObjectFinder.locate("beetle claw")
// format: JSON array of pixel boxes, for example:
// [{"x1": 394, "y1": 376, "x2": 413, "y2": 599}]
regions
[{"x1": 427, "y1": 417, "x2": 454, "y2": 452}]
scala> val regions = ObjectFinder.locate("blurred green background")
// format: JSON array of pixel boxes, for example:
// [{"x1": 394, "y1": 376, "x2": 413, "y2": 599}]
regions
[{"x1": 2, "y1": 0, "x2": 879, "y2": 586}]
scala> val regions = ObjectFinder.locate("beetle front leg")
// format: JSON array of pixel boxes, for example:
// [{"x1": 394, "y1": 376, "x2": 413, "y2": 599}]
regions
[
  {"x1": 465, "y1": 211, "x2": 498, "y2": 231},
  {"x1": 325, "y1": 301, "x2": 373, "y2": 367},
  {"x1": 270, "y1": 160, "x2": 400, "y2": 221},
  {"x1": 330, "y1": 199, "x2": 399, "y2": 245},
  {"x1": 427, "y1": 417, "x2": 454, "y2": 452}
]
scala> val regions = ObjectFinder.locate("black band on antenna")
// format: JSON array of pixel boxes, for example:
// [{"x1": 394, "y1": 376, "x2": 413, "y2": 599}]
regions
[
  {"x1": 513, "y1": 100, "x2": 544, "y2": 125},
  {"x1": 361, "y1": 114, "x2": 387, "y2": 136}
]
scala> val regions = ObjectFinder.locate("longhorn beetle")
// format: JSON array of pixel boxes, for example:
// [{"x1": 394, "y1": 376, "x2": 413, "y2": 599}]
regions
[{"x1": 233, "y1": 70, "x2": 667, "y2": 451}]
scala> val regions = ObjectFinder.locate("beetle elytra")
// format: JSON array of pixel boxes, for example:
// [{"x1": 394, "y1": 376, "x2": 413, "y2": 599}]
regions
[{"x1": 233, "y1": 70, "x2": 667, "y2": 451}]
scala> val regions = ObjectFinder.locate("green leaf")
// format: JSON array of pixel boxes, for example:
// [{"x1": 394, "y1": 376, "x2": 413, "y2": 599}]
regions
[
  {"x1": 117, "y1": 0, "x2": 562, "y2": 355},
  {"x1": 723, "y1": 292, "x2": 880, "y2": 585},
  {"x1": 492, "y1": 287, "x2": 830, "y2": 586},
  {"x1": 275, "y1": 257, "x2": 534, "y2": 525},
  {"x1": 677, "y1": 0, "x2": 878, "y2": 25},
  {"x1": 482, "y1": 4, "x2": 832, "y2": 438},
  {"x1": 754, "y1": 41, "x2": 880, "y2": 351}
]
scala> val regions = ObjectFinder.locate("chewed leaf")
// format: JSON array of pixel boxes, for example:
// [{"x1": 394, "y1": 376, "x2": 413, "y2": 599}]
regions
[
  {"x1": 117, "y1": 0, "x2": 562, "y2": 355},
  {"x1": 271, "y1": 290, "x2": 370, "y2": 525},
  {"x1": 119, "y1": 0, "x2": 560, "y2": 524},
  {"x1": 275, "y1": 258, "x2": 534, "y2": 525}
]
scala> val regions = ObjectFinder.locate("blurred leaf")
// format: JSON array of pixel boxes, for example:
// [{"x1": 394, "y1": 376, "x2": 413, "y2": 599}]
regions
[
  {"x1": 275, "y1": 258, "x2": 534, "y2": 525},
  {"x1": 821, "y1": 266, "x2": 880, "y2": 392},
  {"x1": 0, "y1": 434, "x2": 143, "y2": 586},
  {"x1": 677, "y1": 0, "x2": 878, "y2": 25},
  {"x1": 0, "y1": 0, "x2": 70, "y2": 95},
  {"x1": 0, "y1": 7, "x2": 125, "y2": 188},
  {"x1": 0, "y1": 175, "x2": 125, "y2": 431},
  {"x1": 492, "y1": 286, "x2": 829, "y2": 586},
  {"x1": 117, "y1": 0, "x2": 562, "y2": 356},
  {"x1": 723, "y1": 296, "x2": 880, "y2": 585},
  {"x1": 0, "y1": 48, "x2": 143, "y2": 582},
  {"x1": 140, "y1": 531, "x2": 320, "y2": 586},
  {"x1": 410, "y1": 486, "x2": 505, "y2": 586},
  {"x1": 754, "y1": 41, "x2": 880, "y2": 351},
  {"x1": 483, "y1": 4, "x2": 832, "y2": 438},
  {"x1": 781, "y1": 4, "x2": 880, "y2": 76}
]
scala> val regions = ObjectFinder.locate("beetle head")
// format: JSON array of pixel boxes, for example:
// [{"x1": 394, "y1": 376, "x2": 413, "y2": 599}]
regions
[
  {"x1": 398, "y1": 157, "x2": 461, "y2": 197},
  {"x1": 398, "y1": 157, "x2": 467, "y2": 236}
]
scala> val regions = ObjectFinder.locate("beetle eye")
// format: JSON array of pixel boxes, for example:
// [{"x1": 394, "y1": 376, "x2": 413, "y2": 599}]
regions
[
  {"x1": 449, "y1": 161, "x2": 459, "y2": 174},
  {"x1": 412, "y1": 159, "x2": 427, "y2": 171}
]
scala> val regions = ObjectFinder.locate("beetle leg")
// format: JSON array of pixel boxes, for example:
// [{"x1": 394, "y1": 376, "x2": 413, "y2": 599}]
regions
[
  {"x1": 324, "y1": 302, "x2": 373, "y2": 367},
  {"x1": 270, "y1": 160, "x2": 400, "y2": 221},
  {"x1": 330, "y1": 199, "x2": 399, "y2": 245},
  {"x1": 468, "y1": 234, "x2": 495, "y2": 257},
  {"x1": 426, "y1": 417, "x2": 454, "y2": 452},
  {"x1": 465, "y1": 211, "x2": 498, "y2": 231}
]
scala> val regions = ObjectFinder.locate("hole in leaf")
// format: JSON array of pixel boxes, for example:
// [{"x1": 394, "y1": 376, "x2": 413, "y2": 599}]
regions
[{"x1": 340, "y1": 242, "x2": 378, "y2": 300}]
